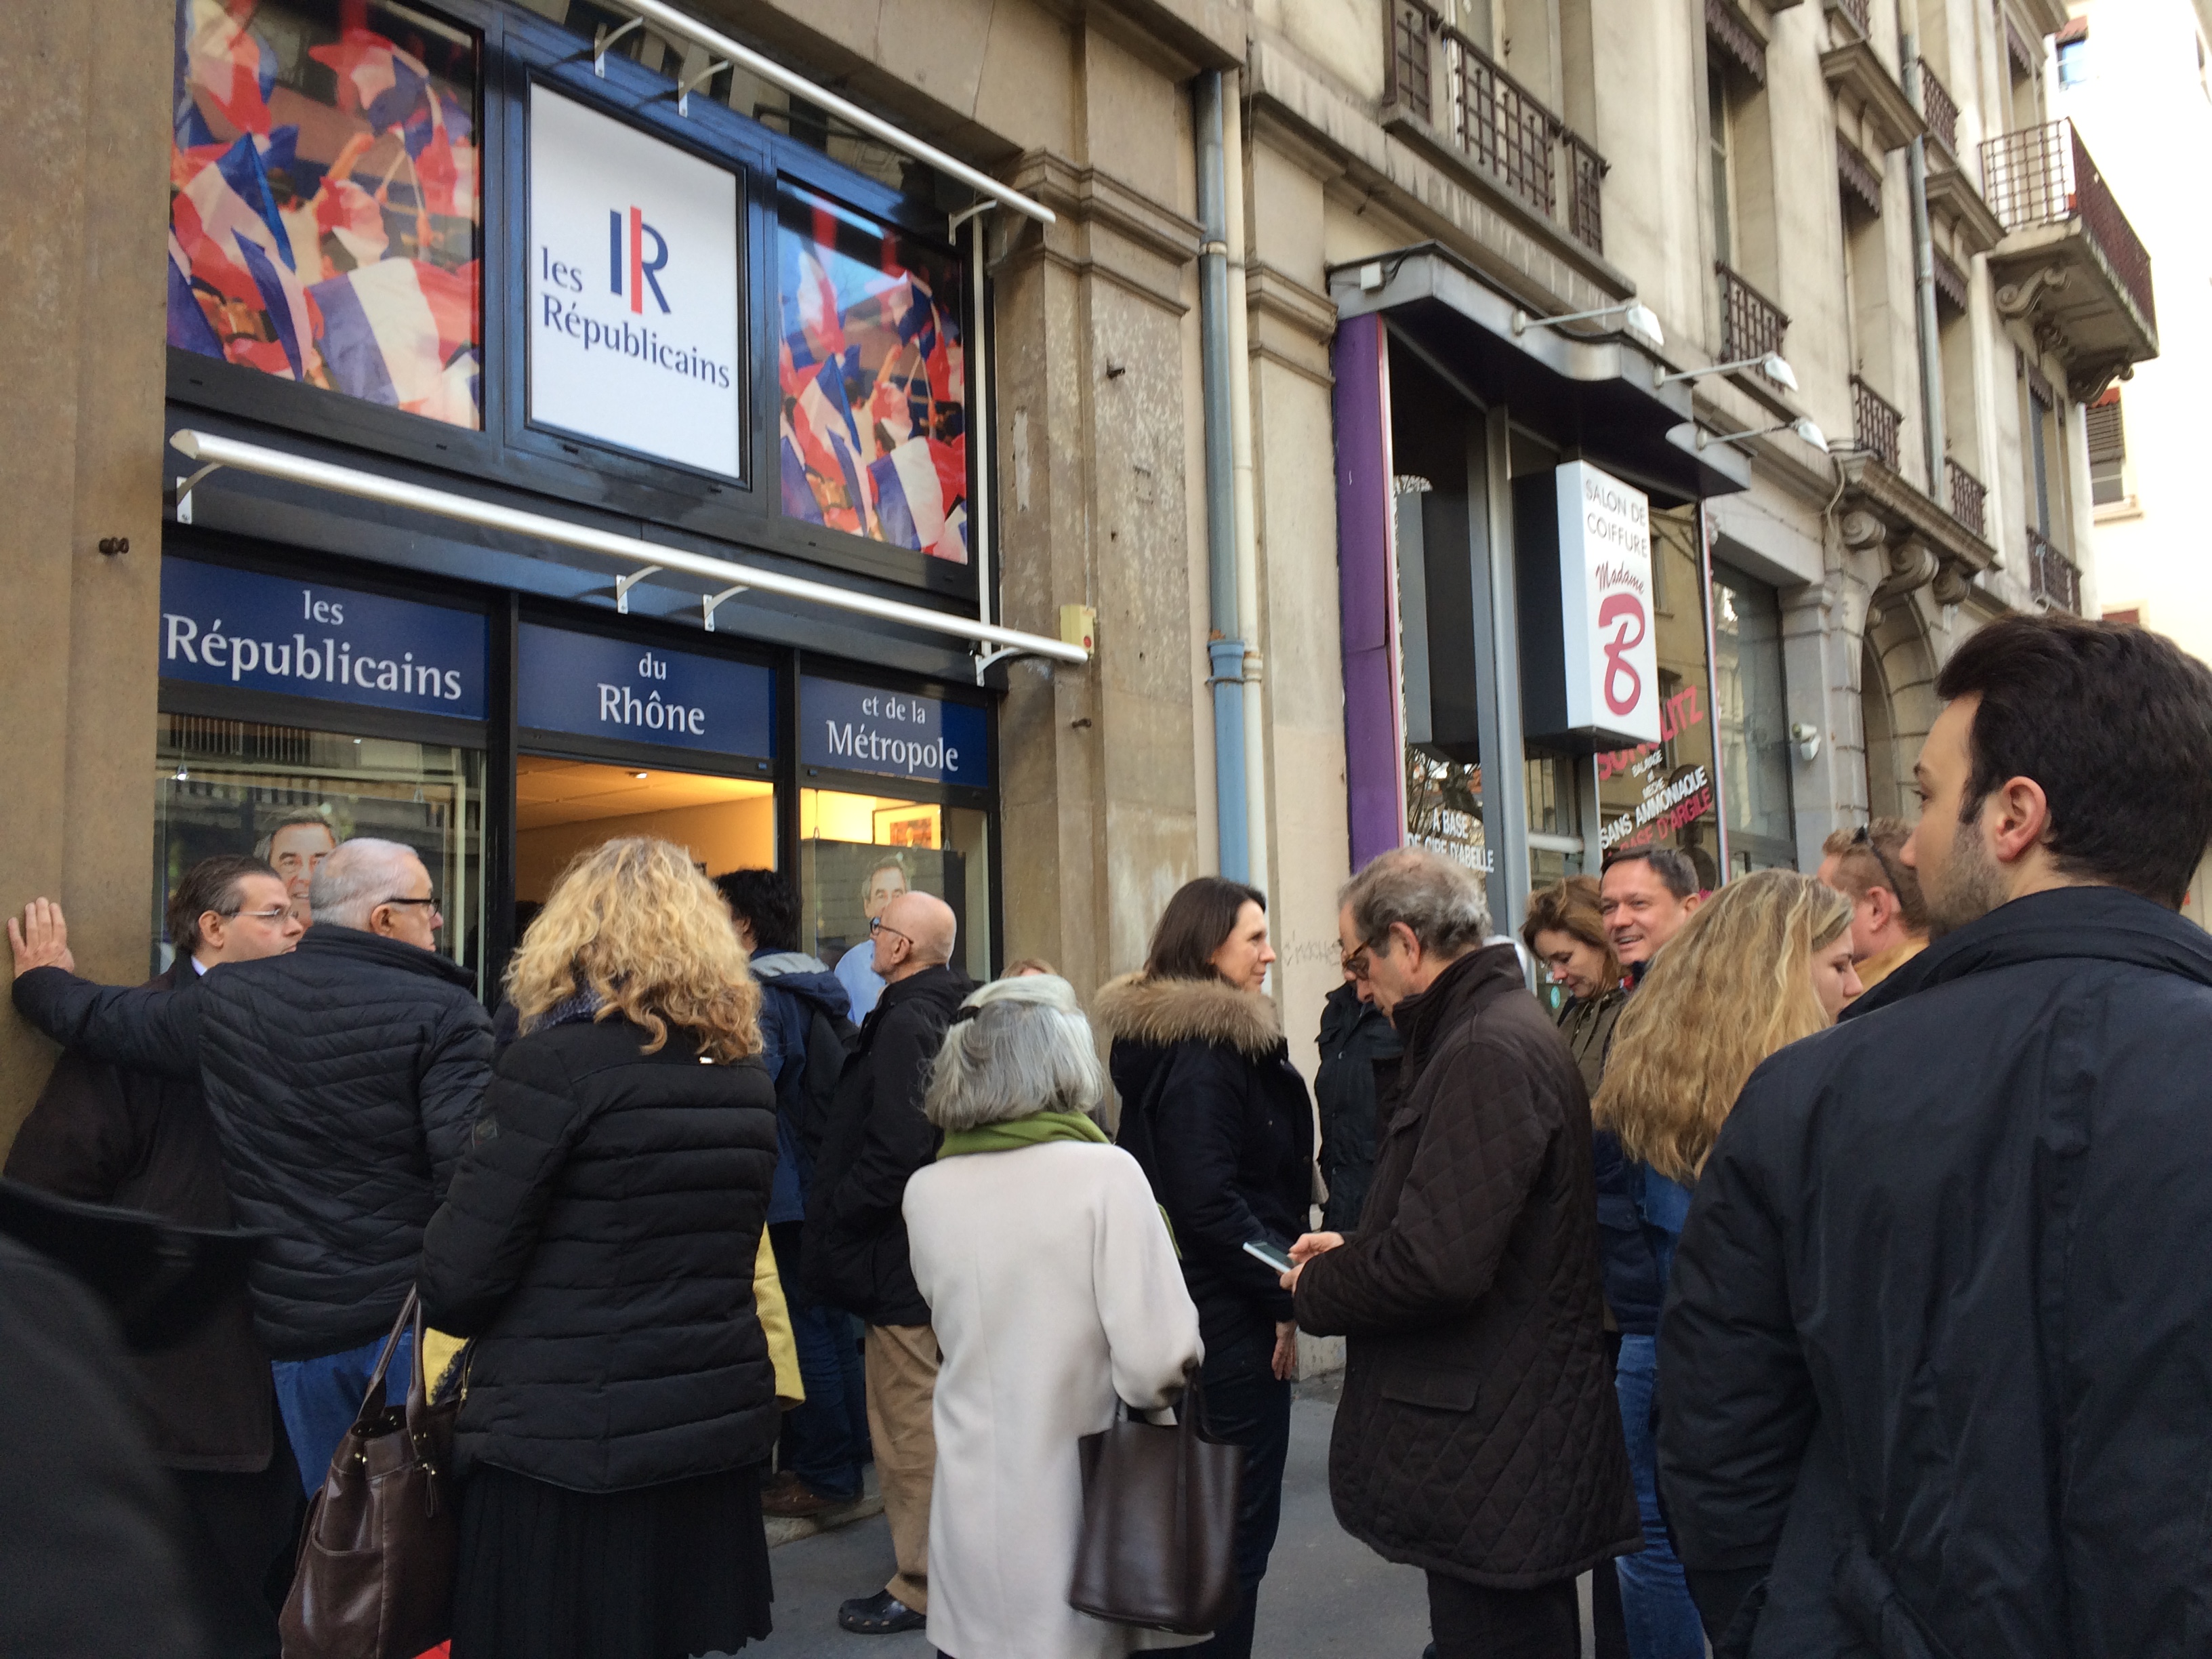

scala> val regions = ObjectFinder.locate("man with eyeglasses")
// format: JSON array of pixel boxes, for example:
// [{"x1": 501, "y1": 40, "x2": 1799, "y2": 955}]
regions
[
  {"x1": 804, "y1": 888, "x2": 970, "y2": 1635},
  {"x1": 1816, "y1": 817, "x2": 1930, "y2": 997},
  {"x1": 9, "y1": 838, "x2": 491, "y2": 1492},
  {"x1": 6, "y1": 855, "x2": 303, "y2": 1656}
]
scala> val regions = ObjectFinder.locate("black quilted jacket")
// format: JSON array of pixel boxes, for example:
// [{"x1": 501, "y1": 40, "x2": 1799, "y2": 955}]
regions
[
  {"x1": 12, "y1": 929, "x2": 491, "y2": 1361},
  {"x1": 1294, "y1": 944, "x2": 1639, "y2": 1587},
  {"x1": 419, "y1": 1016, "x2": 780, "y2": 1491}
]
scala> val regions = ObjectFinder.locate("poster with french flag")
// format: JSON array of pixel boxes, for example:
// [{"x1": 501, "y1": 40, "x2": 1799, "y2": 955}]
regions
[
  {"x1": 776, "y1": 182, "x2": 968, "y2": 562},
  {"x1": 166, "y1": 0, "x2": 481, "y2": 430}
]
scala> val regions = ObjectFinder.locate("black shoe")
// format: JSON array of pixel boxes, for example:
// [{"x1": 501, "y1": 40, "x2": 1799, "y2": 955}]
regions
[{"x1": 839, "y1": 1589, "x2": 926, "y2": 1635}]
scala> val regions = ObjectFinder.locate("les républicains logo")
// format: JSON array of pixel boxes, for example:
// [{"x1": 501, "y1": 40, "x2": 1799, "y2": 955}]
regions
[{"x1": 539, "y1": 202, "x2": 732, "y2": 388}]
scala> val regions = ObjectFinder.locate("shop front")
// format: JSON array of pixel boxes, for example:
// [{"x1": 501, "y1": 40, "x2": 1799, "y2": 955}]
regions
[
  {"x1": 150, "y1": 0, "x2": 1072, "y2": 989},
  {"x1": 1330, "y1": 245, "x2": 1799, "y2": 935}
]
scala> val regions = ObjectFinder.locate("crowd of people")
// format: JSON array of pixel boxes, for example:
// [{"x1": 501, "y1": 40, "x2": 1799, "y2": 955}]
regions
[{"x1": 3, "y1": 610, "x2": 2212, "y2": 1659}]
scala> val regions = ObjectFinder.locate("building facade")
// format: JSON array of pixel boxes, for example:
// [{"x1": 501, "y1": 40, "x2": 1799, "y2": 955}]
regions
[{"x1": 0, "y1": 0, "x2": 2158, "y2": 1139}]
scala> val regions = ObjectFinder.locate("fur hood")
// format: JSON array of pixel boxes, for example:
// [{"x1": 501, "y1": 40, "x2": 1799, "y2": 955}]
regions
[{"x1": 1092, "y1": 971, "x2": 1283, "y2": 1061}]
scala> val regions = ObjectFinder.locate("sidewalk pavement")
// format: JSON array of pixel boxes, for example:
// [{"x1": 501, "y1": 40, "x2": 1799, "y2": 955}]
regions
[{"x1": 735, "y1": 1375, "x2": 1439, "y2": 1658}]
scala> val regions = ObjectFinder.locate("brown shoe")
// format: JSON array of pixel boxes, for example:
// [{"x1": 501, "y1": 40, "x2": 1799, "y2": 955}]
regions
[{"x1": 762, "y1": 1474, "x2": 843, "y2": 1517}]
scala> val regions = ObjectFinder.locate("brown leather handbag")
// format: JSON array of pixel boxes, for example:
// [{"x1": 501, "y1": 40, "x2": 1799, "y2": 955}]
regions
[
  {"x1": 1069, "y1": 1368, "x2": 1244, "y2": 1635},
  {"x1": 280, "y1": 1290, "x2": 460, "y2": 1659}
]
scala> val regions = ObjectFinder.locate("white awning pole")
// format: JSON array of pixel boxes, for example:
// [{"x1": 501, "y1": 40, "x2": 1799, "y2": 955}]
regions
[
  {"x1": 602, "y1": 0, "x2": 1054, "y2": 226},
  {"x1": 167, "y1": 431, "x2": 1088, "y2": 668}
]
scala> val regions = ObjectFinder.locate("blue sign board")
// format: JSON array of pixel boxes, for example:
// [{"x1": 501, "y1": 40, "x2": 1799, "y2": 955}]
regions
[
  {"x1": 518, "y1": 623, "x2": 775, "y2": 758},
  {"x1": 160, "y1": 558, "x2": 487, "y2": 720},
  {"x1": 800, "y1": 675, "x2": 987, "y2": 789}
]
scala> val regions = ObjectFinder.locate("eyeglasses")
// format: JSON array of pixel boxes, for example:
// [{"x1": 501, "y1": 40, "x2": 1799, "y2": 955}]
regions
[
  {"x1": 1850, "y1": 825, "x2": 1904, "y2": 897},
  {"x1": 230, "y1": 906, "x2": 293, "y2": 924},
  {"x1": 868, "y1": 916, "x2": 912, "y2": 947},
  {"x1": 1340, "y1": 937, "x2": 1378, "y2": 978},
  {"x1": 380, "y1": 895, "x2": 443, "y2": 917}
]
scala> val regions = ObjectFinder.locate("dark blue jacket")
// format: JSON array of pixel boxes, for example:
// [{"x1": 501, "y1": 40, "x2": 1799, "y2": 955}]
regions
[
  {"x1": 748, "y1": 950, "x2": 851, "y2": 1225},
  {"x1": 1593, "y1": 1132, "x2": 1692, "y2": 1337},
  {"x1": 1658, "y1": 887, "x2": 2212, "y2": 1658}
]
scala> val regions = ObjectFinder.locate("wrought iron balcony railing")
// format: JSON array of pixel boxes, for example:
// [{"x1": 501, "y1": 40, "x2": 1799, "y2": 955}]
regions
[
  {"x1": 2026, "y1": 525, "x2": 2081, "y2": 613},
  {"x1": 1920, "y1": 65, "x2": 1960, "y2": 160},
  {"x1": 1946, "y1": 459, "x2": 1987, "y2": 539},
  {"x1": 1851, "y1": 375, "x2": 1903, "y2": 470},
  {"x1": 1717, "y1": 262, "x2": 1789, "y2": 380},
  {"x1": 1981, "y1": 119, "x2": 2156, "y2": 332},
  {"x1": 1385, "y1": 0, "x2": 1608, "y2": 255}
]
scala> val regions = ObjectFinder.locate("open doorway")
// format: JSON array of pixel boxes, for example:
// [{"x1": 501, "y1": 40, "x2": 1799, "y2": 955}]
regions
[{"x1": 514, "y1": 755, "x2": 775, "y2": 933}]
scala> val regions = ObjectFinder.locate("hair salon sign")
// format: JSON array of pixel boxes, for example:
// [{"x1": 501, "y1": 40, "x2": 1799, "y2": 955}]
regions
[{"x1": 1554, "y1": 462, "x2": 1660, "y2": 746}]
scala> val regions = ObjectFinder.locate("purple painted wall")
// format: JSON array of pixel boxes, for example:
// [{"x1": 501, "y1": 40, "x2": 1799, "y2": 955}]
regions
[{"x1": 1333, "y1": 312, "x2": 1405, "y2": 874}]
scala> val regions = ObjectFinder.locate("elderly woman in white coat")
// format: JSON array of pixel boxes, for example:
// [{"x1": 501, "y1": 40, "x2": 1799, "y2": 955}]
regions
[{"x1": 904, "y1": 973, "x2": 1206, "y2": 1659}]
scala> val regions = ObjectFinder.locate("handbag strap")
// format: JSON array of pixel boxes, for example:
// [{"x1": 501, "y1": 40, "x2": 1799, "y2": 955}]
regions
[{"x1": 355, "y1": 1287, "x2": 420, "y2": 1421}]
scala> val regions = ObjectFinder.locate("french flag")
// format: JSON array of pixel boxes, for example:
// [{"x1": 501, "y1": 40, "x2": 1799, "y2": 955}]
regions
[
  {"x1": 183, "y1": 0, "x2": 278, "y2": 136},
  {"x1": 790, "y1": 359, "x2": 869, "y2": 535},
  {"x1": 309, "y1": 258, "x2": 478, "y2": 414},
  {"x1": 868, "y1": 436, "x2": 968, "y2": 562}
]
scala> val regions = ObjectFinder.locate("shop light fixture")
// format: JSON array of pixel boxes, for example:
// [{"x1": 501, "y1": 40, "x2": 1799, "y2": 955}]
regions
[
  {"x1": 1510, "y1": 300, "x2": 1664, "y2": 350},
  {"x1": 593, "y1": 0, "x2": 1054, "y2": 226},
  {"x1": 167, "y1": 431, "x2": 1091, "y2": 681},
  {"x1": 1655, "y1": 352, "x2": 1800, "y2": 392},
  {"x1": 634, "y1": 771, "x2": 650, "y2": 780},
  {"x1": 1696, "y1": 417, "x2": 1829, "y2": 453}
]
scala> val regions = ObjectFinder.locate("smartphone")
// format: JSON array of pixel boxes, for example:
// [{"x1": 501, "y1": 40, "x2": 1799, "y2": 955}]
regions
[{"x1": 1242, "y1": 1238, "x2": 1295, "y2": 1275}]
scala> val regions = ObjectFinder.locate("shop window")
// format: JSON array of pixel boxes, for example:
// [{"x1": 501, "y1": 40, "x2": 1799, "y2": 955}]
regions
[
  {"x1": 776, "y1": 182, "x2": 968, "y2": 561},
  {"x1": 799, "y1": 790, "x2": 991, "y2": 997},
  {"x1": 167, "y1": 0, "x2": 483, "y2": 428},
  {"x1": 1710, "y1": 564, "x2": 1796, "y2": 872},
  {"x1": 155, "y1": 714, "x2": 487, "y2": 985},
  {"x1": 1593, "y1": 508, "x2": 1721, "y2": 890}
]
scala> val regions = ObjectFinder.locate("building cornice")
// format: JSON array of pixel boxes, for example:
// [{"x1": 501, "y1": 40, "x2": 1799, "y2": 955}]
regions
[{"x1": 1822, "y1": 39, "x2": 1927, "y2": 152}]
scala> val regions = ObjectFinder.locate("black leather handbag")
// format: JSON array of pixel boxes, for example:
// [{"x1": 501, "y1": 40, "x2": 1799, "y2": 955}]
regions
[
  {"x1": 1069, "y1": 1368, "x2": 1244, "y2": 1635},
  {"x1": 280, "y1": 1290, "x2": 459, "y2": 1659}
]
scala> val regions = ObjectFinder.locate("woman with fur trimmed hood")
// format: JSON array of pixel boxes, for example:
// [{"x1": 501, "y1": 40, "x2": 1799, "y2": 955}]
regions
[{"x1": 1094, "y1": 878, "x2": 1315, "y2": 1659}]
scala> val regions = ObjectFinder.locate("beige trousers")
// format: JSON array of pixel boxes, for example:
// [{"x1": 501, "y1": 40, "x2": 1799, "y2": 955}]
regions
[{"x1": 864, "y1": 1322, "x2": 941, "y2": 1612}]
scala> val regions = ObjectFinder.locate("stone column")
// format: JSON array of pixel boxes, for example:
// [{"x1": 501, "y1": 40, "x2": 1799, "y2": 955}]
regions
[{"x1": 0, "y1": 0, "x2": 172, "y2": 1145}]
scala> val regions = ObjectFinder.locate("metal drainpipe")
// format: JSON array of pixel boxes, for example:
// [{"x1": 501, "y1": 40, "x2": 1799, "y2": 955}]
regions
[
  {"x1": 1223, "y1": 75, "x2": 1269, "y2": 901},
  {"x1": 1900, "y1": 26, "x2": 1947, "y2": 495},
  {"x1": 1196, "y1": 70, "x2": 1248, "y2": 881}
]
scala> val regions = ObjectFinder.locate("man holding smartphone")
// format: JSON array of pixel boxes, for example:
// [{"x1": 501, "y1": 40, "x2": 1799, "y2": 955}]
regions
[{"x1": 1279, "y1": 848, "x2": 1636, "y2": 1659}]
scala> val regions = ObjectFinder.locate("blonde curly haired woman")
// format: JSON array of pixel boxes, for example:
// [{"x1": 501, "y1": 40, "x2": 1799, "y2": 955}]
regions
[
  {"x1": 1589, "y1": 868, "x2": 1858, "y2": 1658},
  {"x1": 421, "y1": 837, "x2": 781, "y2": 1659}
]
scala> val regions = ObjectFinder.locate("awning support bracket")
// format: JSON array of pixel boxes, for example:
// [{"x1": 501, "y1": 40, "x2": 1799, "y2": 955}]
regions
[
  {"x1": 675, "y1": 58, "x2": 729, "y2": 117},
  {"x1": 972, "y1": 645, "x2": 1023, "y2": 685},
  {"x1": 701, "y1": 584, "x2": 747, "y2": 632},
  {"x1": 171, "y1": 462, "x2": 224, "y2": 525},
  {"x1": 594, "y1": 17, "x2": 644, "y2": 76},
  {"x1": 615, "y1": 565, "x2": 664, "y2": 614}
]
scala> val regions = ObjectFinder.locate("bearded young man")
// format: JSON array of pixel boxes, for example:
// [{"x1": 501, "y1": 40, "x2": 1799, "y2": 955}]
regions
[{"x1": 1656, "y1": 615, "x2": 2212, "y2": 1658}]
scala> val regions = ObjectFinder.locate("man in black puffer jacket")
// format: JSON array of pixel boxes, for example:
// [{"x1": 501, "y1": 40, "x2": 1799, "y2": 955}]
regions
[
  {"x1": 9, "y1": 839, "x2": 490, "y2": 1490},
  {"x1": 806, "y1": 890, "x2": 972, "y2": 1637},
  {"x1": 1659, "y1": 617, "x2": 2212, "y2": 1658}
]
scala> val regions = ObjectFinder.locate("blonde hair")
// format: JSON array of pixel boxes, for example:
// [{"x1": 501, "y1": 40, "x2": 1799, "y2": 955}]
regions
[
  {"x1": 1593, "y1": 869, "x2": 1851, "y2": 1183},
  {"x1": 506, "y1": 837, "x2": 761, "y2": 1063}
]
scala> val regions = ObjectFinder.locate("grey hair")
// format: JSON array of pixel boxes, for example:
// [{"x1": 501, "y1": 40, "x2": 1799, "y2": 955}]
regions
[
  {"x1": 923, "y1": 974, "x2": 1105, "y2": 1133},
  {"x1": 308, "y1": 839, "x2": 424, "y2": 930},
  {"x1": 1340, "y1": 846, "x2": 1493, "y2": 959}
]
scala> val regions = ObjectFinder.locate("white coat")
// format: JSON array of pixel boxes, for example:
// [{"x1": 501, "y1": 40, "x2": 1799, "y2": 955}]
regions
[{"x1": 905, "y1": 1139, "x2": 1208, "y2": 1659}]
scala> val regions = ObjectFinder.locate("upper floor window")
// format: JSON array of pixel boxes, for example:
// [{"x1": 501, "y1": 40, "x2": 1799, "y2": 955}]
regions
[
  {"x1": 2057, "y1": 22, "x2": 2091, "y2": 87},
  {"x1": 167, "y1": 0, "x2": 483, "y2": 430},
  {"x1": 1708, "y1": 60, "x2": 1736, "y2": 267}
]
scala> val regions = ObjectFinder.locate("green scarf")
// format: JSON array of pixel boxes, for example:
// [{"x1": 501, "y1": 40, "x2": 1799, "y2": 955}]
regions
[{"x1": 936, "y1": 1110, "x2": 1109, "y2": 1160}]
